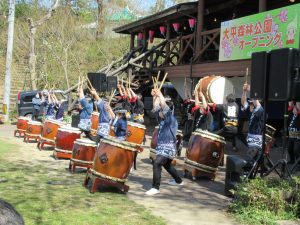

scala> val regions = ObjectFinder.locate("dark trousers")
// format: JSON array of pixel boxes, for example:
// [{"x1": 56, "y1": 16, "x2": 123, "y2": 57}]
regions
[
  {"x1": 32, "y1": 109, "x2": 40, "y2": 121},
  {"x1": 288, "y1": 139, "x2": 300, "y2": 164},
  {"x1": 215, "y1": 126, "x2": 237, "y2": 148},
  {"x1": 83, "y1": 131, "x2": 101, "y2": 144},
  {"x1": 183, "y1": 119, "x2": 193, "y2": 141},
  {"x1": 152, "y1": 155, "x2": 182, "y2": 190}
]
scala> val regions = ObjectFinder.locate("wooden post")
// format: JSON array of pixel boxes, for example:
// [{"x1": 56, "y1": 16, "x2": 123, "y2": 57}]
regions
[
  {"x1": 166, "y1": 21, "x2": 171, "y2": 65},
  {"x1": 259, "y1": 0, "x2": 267, "y2": 12},
  {"x1": 130, "y1": 33, "x2": 135, "y2": 50},
  {"x1": 142, "y1": 29, "x2": 148, "y2": 67},
  {"x1": 195, "y1": 0, "x2": 204, "y2": 61}
]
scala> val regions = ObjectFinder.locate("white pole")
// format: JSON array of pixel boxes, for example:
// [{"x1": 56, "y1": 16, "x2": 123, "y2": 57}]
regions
[{"x1": 3, "y1": 0, "x2": 15, "y2": 122}]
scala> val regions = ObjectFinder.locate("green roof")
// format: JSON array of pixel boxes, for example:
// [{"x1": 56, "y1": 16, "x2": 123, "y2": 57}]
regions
[{"x1": 107, "y1": 6, "x2": 138, "y2": 22}]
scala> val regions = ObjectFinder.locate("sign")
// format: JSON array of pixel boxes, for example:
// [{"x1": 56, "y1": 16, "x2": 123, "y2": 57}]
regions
[{"x1": 219, "y1": 4, "x2": 300, "y2": 61}]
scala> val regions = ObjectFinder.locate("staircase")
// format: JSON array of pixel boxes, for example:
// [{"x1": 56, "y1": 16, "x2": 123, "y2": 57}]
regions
[{"x1": 0, "y1": 57, "x2": 29, "y2": 116}]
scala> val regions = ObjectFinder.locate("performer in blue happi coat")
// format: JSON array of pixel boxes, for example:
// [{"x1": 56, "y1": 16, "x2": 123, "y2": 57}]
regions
[{"x1": 145, "y1": 88, "x2": 183, "y2": 196}]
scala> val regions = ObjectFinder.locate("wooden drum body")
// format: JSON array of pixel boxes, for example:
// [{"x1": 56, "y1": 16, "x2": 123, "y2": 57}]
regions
[
  {"x1": 54, "y1": 126, "x2": 81, "y2": 159},
  {"x1": 91, "y1": 112, "x2": 99, "y2": 135},
  {"x1": 184, "y1": 129, "x2": 226, "y2": 180},
  {"x1": 150, "y1": 126, "x2": 183, "y2": 161},
  {"x1": 70, "y1": 139, "x2": 97, "y2": 172},
  {"x1": 126, "y1": 121, "x2": 146, "y2": 144},
  {"x1": 14, "y1": 117, "x2": 31, "y2": 137},
  {"x1": 91, "y1": 136, "x2": 139, "y2": 183},
  {"x1": 41, "y1": 119, "x2": 65, "y2": 143},
  {"x1": 198, "y1": 76, "x2": 234, "y2": 104},
  {"x1": 24, "y1": 121, "x2": 43, "y2": 142}
]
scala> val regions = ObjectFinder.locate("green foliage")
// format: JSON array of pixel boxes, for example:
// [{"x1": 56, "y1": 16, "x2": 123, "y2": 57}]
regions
[
  {"x1": 229, "y1": 177, "x2": 300, "y2": 225},
  {"x1": 0, "y1": 138, "x2": 166, "y2": 225},
  {"x1": 15, "y1": 3, "x2": 32, "y2": 18}
]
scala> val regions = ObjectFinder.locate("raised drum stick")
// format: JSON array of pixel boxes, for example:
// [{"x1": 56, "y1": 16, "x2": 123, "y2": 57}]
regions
[
  {"x1": 159, "y1": 72, "x2": 168, "y2": 90},
  {"x1": 152, "y1": 76, "x2": 157, "y2": 89},
  {"x1": 156, "y1": 71, "x2": 161, "y2": 84},
  {"x1": 108, "y1": 89, "x2": 116, "y2": 105},
  {"x1": 245, "y1": 67, "x2": 249, "y2": 84}
]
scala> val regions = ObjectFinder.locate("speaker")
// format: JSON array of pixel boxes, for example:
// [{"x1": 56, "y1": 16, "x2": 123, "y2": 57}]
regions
[
  {"x1": 224, "y1": 155, "x2": 251, "y2": 196},
  {"x1": 107, "y1": 76, "x2": 118, "y2": 92},
  {"x1": 250, "y1": 51, "x2": 269, "y2": 99},
  {"x1": 87, "y1": 73, "x2": 107, "y2": 92},
  {"x1": 71, "y1": 113, "x2": 80, "y2": 128},
  {"x1": 268, "y1": 48, "x2": 299, "y2": 101}
]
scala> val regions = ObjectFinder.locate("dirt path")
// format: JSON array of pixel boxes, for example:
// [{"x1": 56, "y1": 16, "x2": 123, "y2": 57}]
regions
[{"x1": 1, "y1": 124, "x2": 238, "y2": 225}]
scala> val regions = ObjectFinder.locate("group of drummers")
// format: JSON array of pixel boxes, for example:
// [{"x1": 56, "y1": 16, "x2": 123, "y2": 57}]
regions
[{"x1": 15, "y1": 74, "x2": 300, "y2": 196}]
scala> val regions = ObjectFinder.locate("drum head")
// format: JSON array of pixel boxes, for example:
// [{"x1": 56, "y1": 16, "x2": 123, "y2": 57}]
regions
[
  {"x1": 28, "y1": 121, "x2": 42, "y2": 125},
  {"x1": 208, "y1": 77, "x2": 234, "y2": 104},
  {"x1": 127, "y1": 121, "x2": 146, "y2": 129},
  {"x1": 45, "y1": 119, "x2": 65, "y2": 126},
  {"x1": 18, "y1": 116, "x2": 30, "y2": 120},
  {"x1": 74, "y1": 138, "x2": 97, "y2": 146},
  {"x1": 193, "y1": 129, "x2": 226, "y2": 144},
  {"x1": 92, "y1": 112, "x2": 99, "y2": 116},
  {"x1": 59, "y1": 126, "x2": 81, "y2": 133}
]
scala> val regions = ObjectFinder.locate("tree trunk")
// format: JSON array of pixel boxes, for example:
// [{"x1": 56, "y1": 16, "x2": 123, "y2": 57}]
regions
[
  {"x1": 28, "y1": 25, "x2": 37, "y2": 90},
  {"x1": 96, "y1": 0, "x2": 104, "y2": 38}
]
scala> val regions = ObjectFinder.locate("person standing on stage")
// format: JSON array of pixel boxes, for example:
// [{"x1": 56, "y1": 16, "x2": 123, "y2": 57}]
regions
[
  {"x1": 90, "y1": 88, "x2": 115, "y2": 142},
  {"x1": 191, "y1": 88, "x2": 213, "y2": 131},
  {"x1": 128, "y1": 88, "x2": 144, "y2": 124},
  {"x1": 241, "y1": 83, "x2": 264, "y2": 158},
  {"x1": 287, "y1": 101, "x2": 300, "y2": 165},
  {"x1": 209, "y1": 94, "x2": 239, "y2": 150},
  {"x1": 77, "y1": 86, "x2": 93, "y2": 134},
  {"x1": 145, "y1": 88, "x2": 183, "y2": 196}
]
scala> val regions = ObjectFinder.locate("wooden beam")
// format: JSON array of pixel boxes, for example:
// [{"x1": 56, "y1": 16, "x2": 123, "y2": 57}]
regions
[
  {"x1": 130, "y1": 33, "x2": 135, "y2": 50},
  {"x1": 194, "y1": 31, "x2": 220, "y2": 61},
  {"x1": 195, "y1": 0, "x2": 204, "y2": 57},
  {"x1": 177, "y1": 37, "x2": 193, "y2": 65},
  {"x1": 259, "y1": 0, "x2": 267, "y2": 12}
]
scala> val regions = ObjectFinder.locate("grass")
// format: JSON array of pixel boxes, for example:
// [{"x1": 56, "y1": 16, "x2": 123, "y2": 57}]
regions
[{"x1": 0, "y1": 139, "x2": 166, "y2": 225}]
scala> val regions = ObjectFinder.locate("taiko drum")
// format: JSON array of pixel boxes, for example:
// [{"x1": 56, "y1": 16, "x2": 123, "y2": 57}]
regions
[
  {"x1": 184, "y1": 129, "x2": 225, "y2": 180},
  {"x1": 16, "y1": 117, "x2": 31, "y2": 132},
  {"x1": 90, "y1": 112, "x2": 99, "y2": 135},
  {"x1": 90, "y1": 136, "x2": 139, "y2": 183},
  {"x1": 41, "y1": 119, "x2": 65, "y2": 143},
  {"x1": 26, "y1": 121, "x2": 43, "y2": 136}
]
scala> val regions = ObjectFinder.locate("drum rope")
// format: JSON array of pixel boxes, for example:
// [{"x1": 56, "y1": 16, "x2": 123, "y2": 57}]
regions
[
  {"x1": 70, "y1": 158, "x2": 93, "y2": 165},
  {"x1": 90, "y1": 169, "x2": 127, "y2": 183},
  {"x1": 25, "y1": 133, "x2": 41, "y2": 137},
  {"x1": 54, "y1": 148, "x2": 73, "y2": 153},
  {"x1": 40, "y1": 137, "x2": 55, "y2": 143},
  {"x1": 184, "y1": 159, "x2": 217, "y2": 172}
]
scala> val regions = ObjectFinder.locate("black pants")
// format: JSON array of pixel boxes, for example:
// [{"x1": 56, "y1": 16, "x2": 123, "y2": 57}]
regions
[
  {"x1": 183, "y1": 119, "x2": 193, "y2": 141},
  {"x1": 152, "y1": 155, "x2": 182, "y2": 190},
  {"x1": 32, "y1": 109, "x2": 40, "y2": 121},
  {"x1": 83, "y1": 131, "x2": 101, "y2": 144},
  {"x1": 288, "y1": 139, "x2": 300, "y2": 164},
  {"x1": 215, "y1": 126, "x2": 237, "y2": 148}
]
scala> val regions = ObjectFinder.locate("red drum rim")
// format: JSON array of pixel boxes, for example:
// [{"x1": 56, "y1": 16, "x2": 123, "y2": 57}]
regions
[
  {"x1": 18, "y1": 117, "x2": 31, "y2": 121},
  {"x1": 58, "y1": 126, "x2": 81, "y2": 134},
  {"x1": 101, "y1": 136, "x2": 139, "y2": 152},
  {"x1": 193, "y1": 129, "x2": 226, "y2": 144},
  {"x1": 74, "y1": 138, "x2": 97, "y2": 147},
  {"x1": 28, "y1": 121, "x2": 43, "y2": 125},
  {"x1": 45, "y1": 119, "x2": 65, "y2": 126},
  {"x1": 127, "y1": 121, "x2": 146, "y2": 129}
]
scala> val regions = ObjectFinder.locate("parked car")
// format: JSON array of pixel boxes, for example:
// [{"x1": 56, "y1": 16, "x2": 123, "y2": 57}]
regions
[{"x1": 17, "y1": 90, "x2": 68, "y2": 118}]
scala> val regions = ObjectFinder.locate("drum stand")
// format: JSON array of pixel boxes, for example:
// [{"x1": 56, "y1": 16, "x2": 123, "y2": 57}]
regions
[
  {"x1": 69, "y1": 160, "x2": 92, "y2": 173},
  {"x1": 24, "y1": 133, "x2": 40, "y2": 143},
  {"x1": 37, "y1": 138, "x2": 55, "y2": 150},
  {"x1": 83, "y1": 170, "x2": 129, "y2": 193},
  {"x1": 14, "y1": 129, "x2": 26, "y2": 138},
  {"x1": 53, "y1": 149, "x2": 72, "y2": 160}
]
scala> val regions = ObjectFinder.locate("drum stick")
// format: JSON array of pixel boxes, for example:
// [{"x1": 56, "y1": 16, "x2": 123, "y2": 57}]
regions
[
  {"x1": 86, "y1": 75, "x2": 93, "y2": 89},
  {"x1": 157, "y1": 71, "x2": 161, "y2": 84},
  {"x1": 152, "y1": 76, "x2": 157, "y2": 89},
  {"x1": 159, "y1": 73, "x2": 168, "y2": 90},
  {"x1": 245, "y1": 67, "x2": 249, "y2": 84},
  {"x1": 108, "y1": 89, "x2": 116, "y2": 105}
]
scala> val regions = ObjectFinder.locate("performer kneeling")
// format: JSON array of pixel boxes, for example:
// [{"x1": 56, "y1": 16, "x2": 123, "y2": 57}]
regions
[
  {"x1": 111, "y1": 109, "x2": 128, "y2": 141},
  {"x1": 145, "y1": 88, "x2": 183, "y2": 196}
]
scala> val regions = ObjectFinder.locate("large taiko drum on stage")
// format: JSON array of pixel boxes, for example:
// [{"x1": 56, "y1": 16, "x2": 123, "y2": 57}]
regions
[
  {"x1": 15, "y1": 117, "x2": 31, "y2": 136},
  {"x1": 26, "y1": 121, "x2": 43, "y2": 137},
  {"x1": 90, "y1": 136, "x2": 139, "y2": 183},
  {"x1": 184, "y1": 129, "x2": 226, "y2": 180},
  {"x1": 41, "y1": 119, "x2": 65, "y2": 143},
  {"x1": 90, "y1": 112, "x2": 99, "y2": 135},
  {"x1": 149, "y1": 126, "x2": 183, "y2": 160},
  {"x1": 54, "y1": 126, "x2": 81, "y2": 159},
  {"x1": 70, "y1": 138, "x2": 97, "y2": 171},
  {"x1": 197, "y1": 76, "x2": 234, "y2": 104}
]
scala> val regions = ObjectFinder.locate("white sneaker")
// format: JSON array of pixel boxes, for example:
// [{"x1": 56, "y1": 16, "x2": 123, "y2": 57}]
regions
[
  {"x1": 167, "y1": 179, "x2": 184, "y2": 186},
  {"x1": 145, "y1": 188, "x2": 160, "y2": 196}
]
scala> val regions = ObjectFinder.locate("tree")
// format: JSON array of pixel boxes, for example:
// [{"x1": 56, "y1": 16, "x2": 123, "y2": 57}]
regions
[{"x1": 27, "y1": 0, "x2": 59, "y2": 90}]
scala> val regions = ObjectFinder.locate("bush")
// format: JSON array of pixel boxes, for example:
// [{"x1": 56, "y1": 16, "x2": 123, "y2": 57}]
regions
[{"x1": 229, "y1": 177, "x2": 300, "y2": 225}]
